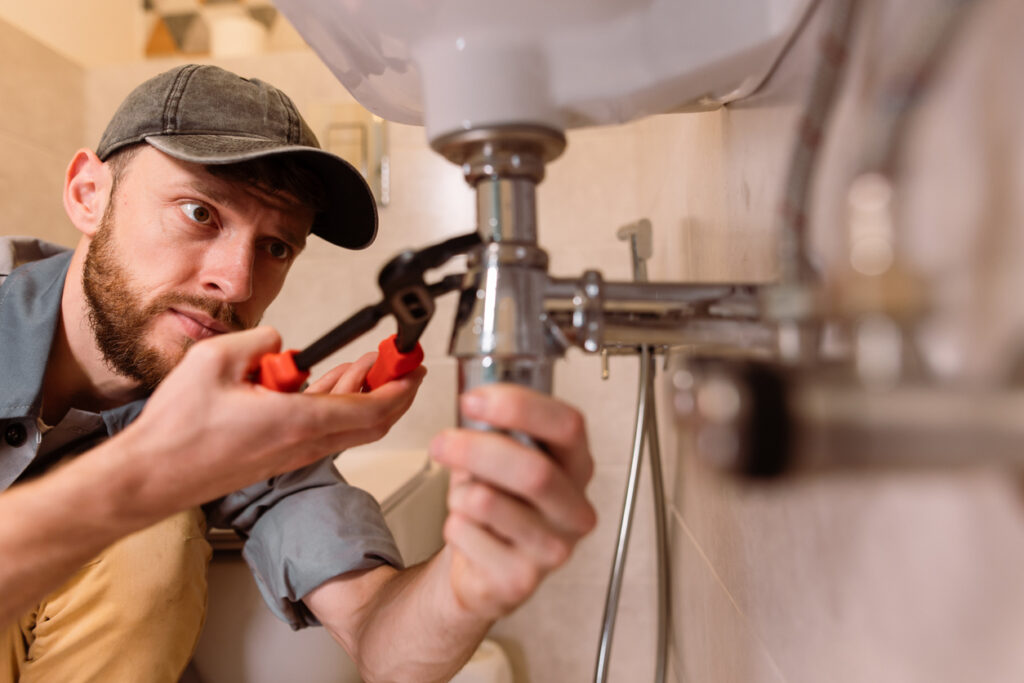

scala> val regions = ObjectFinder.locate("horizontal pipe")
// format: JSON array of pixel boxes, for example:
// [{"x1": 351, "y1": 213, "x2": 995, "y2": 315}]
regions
[
  {"x1": 602, "y1": 318, "x2": 776, "y2": 354},
  {"x1": 546, "y1": 312, "x2": 776, "y2": 357},
  {"x1": 790, "y1": 384, "x2": 1024, "y2": 471},
  {"x1": 545, "y1": 278, "x2": 752, "y2": 313},
  {"x1": 688, "y1": 366, "x2": 1024, "y2": 476}
]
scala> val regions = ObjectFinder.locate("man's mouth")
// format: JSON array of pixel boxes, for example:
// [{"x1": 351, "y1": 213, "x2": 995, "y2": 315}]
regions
[{"x1": 169, "y1": 308, "x2": 231, "y2": 341}]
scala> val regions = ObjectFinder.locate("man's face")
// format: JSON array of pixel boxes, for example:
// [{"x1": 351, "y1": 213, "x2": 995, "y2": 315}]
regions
[{"x1": 82, "y1": 147, "x2": 314, "y2": 391}]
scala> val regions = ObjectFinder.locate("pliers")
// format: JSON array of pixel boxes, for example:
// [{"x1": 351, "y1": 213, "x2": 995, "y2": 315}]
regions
[{"x1": 255, "y1": 232, "x2": 480, "y2": 392}]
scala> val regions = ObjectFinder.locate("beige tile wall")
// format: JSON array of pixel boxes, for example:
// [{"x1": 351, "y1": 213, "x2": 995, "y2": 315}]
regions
[
  {"x1": 0, "y1": 17, "x2": 84, "y2": 248},
  {"x1": 0, "y1": 0, "x2": 141, "y2": 66}
]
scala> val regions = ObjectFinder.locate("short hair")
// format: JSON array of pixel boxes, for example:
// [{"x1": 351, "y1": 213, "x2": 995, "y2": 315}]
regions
[
  {"x1": 105, "y1": 143, "x2": 143, "y2": 196},
  {"x1": 102, "y1": 143, "x2": 328, "y2": 216},
  {"x1": 206, "y1": 155, "x2": 328, "y2": 216}
]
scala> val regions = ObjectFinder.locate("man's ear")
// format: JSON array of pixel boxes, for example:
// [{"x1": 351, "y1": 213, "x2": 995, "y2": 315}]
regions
[{"x1": 63, "y1": 148, "x2": 113, "y2": 238}]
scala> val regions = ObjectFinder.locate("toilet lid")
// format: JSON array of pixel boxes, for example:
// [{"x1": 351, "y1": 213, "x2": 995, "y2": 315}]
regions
[{"x1": 333, "y1": 449, "x2": 431, "y2": 511}]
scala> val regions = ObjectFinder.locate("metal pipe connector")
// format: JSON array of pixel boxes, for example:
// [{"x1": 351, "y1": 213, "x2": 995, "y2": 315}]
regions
[
  {"x1": 546, "y1": 274, "x2": 768, "y2": 353},
  {"x1": 442, "y1": 127, "x2": 568, "y2": 441},
  {"x1": 431, "y1": 125, "x2": 566, "y2": 185}
]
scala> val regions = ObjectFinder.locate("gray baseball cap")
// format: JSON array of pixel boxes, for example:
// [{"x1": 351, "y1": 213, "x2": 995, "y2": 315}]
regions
[{"x1": 96, "y1": 64, "x2": 377, "y2": 250}]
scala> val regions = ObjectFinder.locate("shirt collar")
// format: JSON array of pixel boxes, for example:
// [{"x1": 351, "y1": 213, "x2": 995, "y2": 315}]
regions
[
  {"x1": 102, "y1": 399, "x2": 147, "y2": 435},
  {"x1": 0, "y1": 251, "x2": 71, "y2": 420},
  {"x1": 0, "y1": 250, "x2": 149, "y2": 436}
]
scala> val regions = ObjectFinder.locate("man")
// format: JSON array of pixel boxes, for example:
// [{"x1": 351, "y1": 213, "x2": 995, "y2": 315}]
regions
[{"x1": 0, "y1": 64, "x2": 595, "y2": 682}]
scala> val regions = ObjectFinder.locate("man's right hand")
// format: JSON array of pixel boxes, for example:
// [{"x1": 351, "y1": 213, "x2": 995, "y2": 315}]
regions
[{"x1": 117, "y1": 326, "x2": 424, "y2": 513}]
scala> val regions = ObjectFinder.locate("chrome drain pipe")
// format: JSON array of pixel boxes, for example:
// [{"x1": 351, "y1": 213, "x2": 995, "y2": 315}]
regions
[{"x1": 432, "y1": 126, "x2": 756, "y2": 682}]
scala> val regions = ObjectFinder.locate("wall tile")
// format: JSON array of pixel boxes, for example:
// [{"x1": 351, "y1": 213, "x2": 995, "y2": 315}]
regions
[
  {"x1": 374, "y1": 141, "x2": 476, "y2": 251},
  {"x1": 0, "y1": 133, "x2": 79, "y2": 247},
  {"x1": 488, "y1": 573, "x2": 657, "y2": 683},
  {"x1": 670, "y1": 513, "x2": 787, "y2": 683},
  {"x1": 0, "y1": 19, "x2": 84, "y2": 156},
  {"x1": 674, "y1": 440, "x2": 1024, "y2": 682},
  {"x1": 0, "y1": 19, "x2": 84, "y2": 248},
  {"x1": 538, "y1": 124, "x2": 642, "y2": 254},
  {"x1": 0, "y1": 1, "x2": 141, "y2": 67}
]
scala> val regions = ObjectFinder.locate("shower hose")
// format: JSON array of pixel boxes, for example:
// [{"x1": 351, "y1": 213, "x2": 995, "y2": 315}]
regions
[{"x1": 593, "y1": 344, "x2": 670, "y2": 683}]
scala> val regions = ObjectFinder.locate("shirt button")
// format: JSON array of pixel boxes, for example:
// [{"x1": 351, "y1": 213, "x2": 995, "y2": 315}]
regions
[{"x1": 4, "y1": 422, "x2": 27, "y2": 448}]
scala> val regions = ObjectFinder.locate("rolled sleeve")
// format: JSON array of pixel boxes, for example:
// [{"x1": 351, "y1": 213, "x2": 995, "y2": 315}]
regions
[{"x1": 205, "y1": 457, "x2": 404, "y2": 630}]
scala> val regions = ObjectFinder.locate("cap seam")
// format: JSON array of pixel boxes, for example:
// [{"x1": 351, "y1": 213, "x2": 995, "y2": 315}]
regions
[
  {"x1": 273, "y1": 88, "x2": 301, "y2": 145},
  {"x1": 162, "y1": 66, "x2": 187, "y2": 132},
  {"x1": 163, "y1": 64, "x2": 201, "y2": 134}
]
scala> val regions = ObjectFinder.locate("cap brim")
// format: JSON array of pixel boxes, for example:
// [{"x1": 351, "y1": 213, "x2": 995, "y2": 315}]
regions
[{"x1": 145, "y1": 134, "x2": 378, "y2": 250}]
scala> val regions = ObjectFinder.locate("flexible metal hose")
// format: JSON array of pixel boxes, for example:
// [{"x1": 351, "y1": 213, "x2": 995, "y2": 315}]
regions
[
  {"x1": 593, "y1": 346, "x2": 670, "y2": 683},
  {"x1": 646, "y1": 356, "x2": 669, "y2": 683}
]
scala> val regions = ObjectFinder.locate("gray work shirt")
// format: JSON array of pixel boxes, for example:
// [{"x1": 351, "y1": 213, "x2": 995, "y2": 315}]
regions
[{"x1": 0, "y1": 237, "x2": 402, "y2": 629}]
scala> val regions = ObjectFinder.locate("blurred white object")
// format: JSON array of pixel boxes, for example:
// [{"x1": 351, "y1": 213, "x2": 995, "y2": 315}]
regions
[
  {"x1": 451, "y1": 639, "x2": 515, "y2": 683},
  {"x1": 274, "y1": 0, "x2": 814, "y2": 140}
]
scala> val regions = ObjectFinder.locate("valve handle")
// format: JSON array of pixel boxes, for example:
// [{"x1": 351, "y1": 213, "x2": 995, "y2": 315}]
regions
[{"x1": 365, "y1": 334, "x2": 424, "y2": 391}]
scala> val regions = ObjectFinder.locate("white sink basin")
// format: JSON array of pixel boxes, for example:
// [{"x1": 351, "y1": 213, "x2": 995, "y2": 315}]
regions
[{"x1": 274, "y1": 0, "x2": 814, "y2": 140}]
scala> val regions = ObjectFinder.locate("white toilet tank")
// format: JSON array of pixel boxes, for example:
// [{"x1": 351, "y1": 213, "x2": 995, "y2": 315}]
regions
[{"x1": 190, "y1": 449, "x2": 448, "y2": 683}]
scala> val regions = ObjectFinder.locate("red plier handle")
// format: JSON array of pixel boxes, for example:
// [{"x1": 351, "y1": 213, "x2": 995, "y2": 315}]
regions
[
  {"x1": 255, "y1": 334, "x2": 424, "y2": 393},
  {"x1": 250, "y1": 232, "x2": 478, "y2": 394},
  {"x1": 256, "y1": 349, "x2": 308, "y2": 393},
  {"x1": 364, "y1": 334, "x2": 424, "y2": 391}
]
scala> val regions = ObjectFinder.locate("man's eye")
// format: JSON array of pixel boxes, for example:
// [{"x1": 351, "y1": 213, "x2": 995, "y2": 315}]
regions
[
  {"x1": 266, "y1": 241, "x2": 292, "y2": 260},
  {"x1": 181, "y1": 202, "x2": 213, "y2": 224}
]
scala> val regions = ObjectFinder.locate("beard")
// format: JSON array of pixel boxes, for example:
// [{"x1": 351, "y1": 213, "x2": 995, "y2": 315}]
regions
[{"x1": 82, "y1": 204, "x2": 247, "y2": 393}]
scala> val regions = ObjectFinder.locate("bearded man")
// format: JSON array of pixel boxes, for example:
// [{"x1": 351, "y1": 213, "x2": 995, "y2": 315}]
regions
[{"x1": 0, "y1": 65, "x2": 595, "y2": 682}]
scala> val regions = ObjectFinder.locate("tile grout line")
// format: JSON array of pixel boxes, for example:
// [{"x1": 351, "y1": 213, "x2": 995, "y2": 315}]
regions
[{"x1": 670, "y1": 505, "x2": 792, "y2": 683}]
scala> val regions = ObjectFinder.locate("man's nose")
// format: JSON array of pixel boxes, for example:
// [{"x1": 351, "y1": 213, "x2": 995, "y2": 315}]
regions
[{"x1": 200, "y1": 239, "x2": 255, "y2": 302}]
